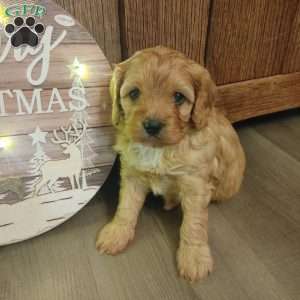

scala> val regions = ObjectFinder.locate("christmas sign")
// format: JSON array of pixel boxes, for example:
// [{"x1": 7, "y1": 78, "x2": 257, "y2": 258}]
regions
[{"x1": 0, "y1": 0, "x2": 115, "y2": 245}]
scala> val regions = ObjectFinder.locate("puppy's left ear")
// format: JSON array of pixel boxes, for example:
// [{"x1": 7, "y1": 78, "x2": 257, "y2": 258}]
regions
[{"x1": 189, "y1": 64, "x2": 217, "y2": 129}]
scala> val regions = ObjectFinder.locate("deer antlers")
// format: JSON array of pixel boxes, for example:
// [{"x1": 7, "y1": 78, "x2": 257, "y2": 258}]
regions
[{"x1": 52, "y1": 121, "x2": 87, "y2": 146}]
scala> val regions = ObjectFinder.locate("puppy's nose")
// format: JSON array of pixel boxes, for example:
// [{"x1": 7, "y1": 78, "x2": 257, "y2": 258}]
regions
[{"x1": 143, "y1": 119, "x2": 164, "y2": 136}]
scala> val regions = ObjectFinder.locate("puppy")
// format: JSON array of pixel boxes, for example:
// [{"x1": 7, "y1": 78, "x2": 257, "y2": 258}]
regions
[{"x1": 96, "y1": 47, "x2": 246, "y2": 282}]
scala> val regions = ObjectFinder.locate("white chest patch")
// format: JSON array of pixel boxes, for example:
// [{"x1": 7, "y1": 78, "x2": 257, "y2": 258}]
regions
[{"x1": 126, "y1": 143, "x2": 163, "y2": 171}]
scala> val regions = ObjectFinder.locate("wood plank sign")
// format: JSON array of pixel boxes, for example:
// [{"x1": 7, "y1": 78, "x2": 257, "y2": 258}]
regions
[{"x1": 0, "y1": 0, "x2": 115, "y2": 245}]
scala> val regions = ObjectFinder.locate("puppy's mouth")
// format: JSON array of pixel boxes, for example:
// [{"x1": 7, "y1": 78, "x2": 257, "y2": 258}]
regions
[
  {"x1": 133, "y1": 132, "x2": 180, "y2": 148},
  {"x1": 138, "y1": 136, "x2": 165, "y2": 148}
]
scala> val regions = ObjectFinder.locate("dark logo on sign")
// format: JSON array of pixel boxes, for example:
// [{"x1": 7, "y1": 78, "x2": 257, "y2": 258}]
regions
[{"x1": 4, "y1": 3, "x2": 46, "y2": 48}]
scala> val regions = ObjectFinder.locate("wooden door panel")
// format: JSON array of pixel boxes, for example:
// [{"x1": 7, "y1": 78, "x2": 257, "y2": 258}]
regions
[
  {"x1": 120, "y1": 0, "x2": 210, "y2": 64},
  {"x1": 282, "y1": 2, "x2": 300, "y2": 74},
  {"x1": 54, "y1": 0, "x2": 121, "y2": 63},
  {"x1": 206, "y1": 0, "x2": 298, "y2": 85}
]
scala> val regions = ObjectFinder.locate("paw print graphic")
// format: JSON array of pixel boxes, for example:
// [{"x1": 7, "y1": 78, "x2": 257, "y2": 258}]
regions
[{"x1": 5, "y1": 17, "x2": 45, "y2": 48}]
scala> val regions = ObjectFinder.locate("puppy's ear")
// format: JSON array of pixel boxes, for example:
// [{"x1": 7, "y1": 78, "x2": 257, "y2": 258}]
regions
[
  {"x1": 189, "y1": 64, "x2": 217, "y2": 129},
  {"x1": 110, "y1": 51, "x2": 142, "y2": 128},
  {"x1": 110, "y1": 64, "x2": 125, "y2": 128}
]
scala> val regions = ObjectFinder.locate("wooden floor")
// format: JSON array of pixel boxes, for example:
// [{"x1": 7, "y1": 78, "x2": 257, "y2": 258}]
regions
[{"x1": 1, "y1": 110, "x2": 300, "y2": 300}]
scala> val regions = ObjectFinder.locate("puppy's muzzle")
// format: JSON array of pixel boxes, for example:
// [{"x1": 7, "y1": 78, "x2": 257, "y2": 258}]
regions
[{"x1": 143, "y1": 119, "x2": 165, "y2": 136}]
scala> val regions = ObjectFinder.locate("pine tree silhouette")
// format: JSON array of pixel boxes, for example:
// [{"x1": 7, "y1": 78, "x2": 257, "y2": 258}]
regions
[{"x1": 70, "y1": 62, "x2": 100, "y2": 189}]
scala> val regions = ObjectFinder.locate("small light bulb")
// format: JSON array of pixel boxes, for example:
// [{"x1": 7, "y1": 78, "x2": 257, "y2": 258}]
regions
[
  {"x1": 0, "y1": 4, "x2": 9, "y2": 26},
  {"x1": 76, "y1": 64, "x2": 88, "y2": 79},
  {"x1": 68, "y1": 58, "x2": 89, "y2": 80},
  {"x1": 0, "y1": 137, "x2": 13, "y2": 150}
]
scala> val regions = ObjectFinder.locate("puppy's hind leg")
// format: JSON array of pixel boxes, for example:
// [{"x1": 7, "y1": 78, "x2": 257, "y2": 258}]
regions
[
  {"x1": 212, "y1": 130, "x2": 246, "y2": 202},
  {"x1": 212, "y1": 155, "x2": 245, "y2": 202}
]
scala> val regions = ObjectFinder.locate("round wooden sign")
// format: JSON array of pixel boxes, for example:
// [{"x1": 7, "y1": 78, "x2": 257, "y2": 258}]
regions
[{"x1": 0, "y1": 0, "x2": 115, "y2": 245}]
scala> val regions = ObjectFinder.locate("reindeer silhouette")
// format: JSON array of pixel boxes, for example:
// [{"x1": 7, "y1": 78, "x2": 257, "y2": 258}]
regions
[{"x1": 34, "y1": 121, "x2": 86, "y2": 196}]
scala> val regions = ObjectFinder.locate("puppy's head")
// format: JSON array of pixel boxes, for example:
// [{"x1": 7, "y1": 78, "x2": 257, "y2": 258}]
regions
[{"x1": 110, "y1": 47, "x2": 217, "y2": 147}]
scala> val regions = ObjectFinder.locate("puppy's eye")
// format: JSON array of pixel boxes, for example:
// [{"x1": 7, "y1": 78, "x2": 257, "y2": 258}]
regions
[
  {"x1": 174, "y1": 92, "x2": 186, "y2": 106},
  {"x1": 128, "y1": 88, "x2": 140, "y2": 101}
]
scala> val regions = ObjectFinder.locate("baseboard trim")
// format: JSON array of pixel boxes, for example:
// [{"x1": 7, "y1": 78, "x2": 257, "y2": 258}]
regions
[{"x1": 217, "y1": 72, "x2": 300, "y2": 122}]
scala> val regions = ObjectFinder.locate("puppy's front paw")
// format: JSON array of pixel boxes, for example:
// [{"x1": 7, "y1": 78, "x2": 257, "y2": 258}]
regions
[
  {"x1": 177, "y1": 243, "x2": 213, "y2": 282},
  {"x1": 96, "y1": 221, "x2": 135, "y2": 255}
]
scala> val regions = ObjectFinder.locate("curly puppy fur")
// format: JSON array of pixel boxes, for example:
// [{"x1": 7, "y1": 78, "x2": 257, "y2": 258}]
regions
[{"x1": 96, "y1": 47, "x2": 246, "y2": 282}]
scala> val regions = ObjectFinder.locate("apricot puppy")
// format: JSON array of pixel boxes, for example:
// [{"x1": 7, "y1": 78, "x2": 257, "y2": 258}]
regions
[{"x1": 96, "y1": 47, "x2": 246, "y2": 282}]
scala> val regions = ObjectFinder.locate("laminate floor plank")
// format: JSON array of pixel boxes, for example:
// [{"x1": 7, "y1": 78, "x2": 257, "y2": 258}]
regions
[
  {"x1": 244, "y1": 110, "x2": 300, "y2": 162},
  {"x1": 0, "y1": 209, "x2": 101, "y2": 300},
  {"x1": 239, "y1": 127, "x2": 300, "y2": 225}
]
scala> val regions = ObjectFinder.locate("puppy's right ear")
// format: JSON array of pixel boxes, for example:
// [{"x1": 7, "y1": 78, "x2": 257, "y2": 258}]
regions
[
  {"x1": 110, "y1": 64, "x2": 125, "y2": 128},
  {"x1": 110, "y1": 51, "x2": 142, "y2": 127}
]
